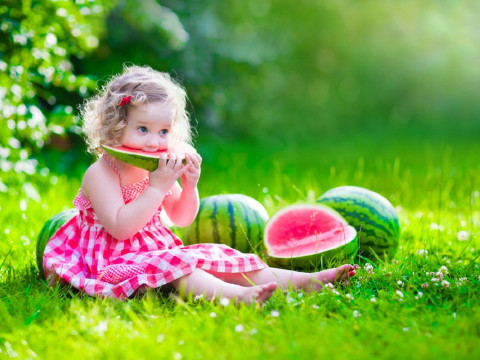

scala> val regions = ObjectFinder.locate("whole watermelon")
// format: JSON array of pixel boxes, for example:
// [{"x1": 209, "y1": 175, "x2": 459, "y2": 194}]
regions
[
  {"x1": 182, "y1": 194, "x2": 269, "y2": 253},
  {"x1": 317, "y1": 186, "x2": 400, "y2": 261},
  {"x1": 36, "y1": 209, "x2": 77, "y2": 278}
]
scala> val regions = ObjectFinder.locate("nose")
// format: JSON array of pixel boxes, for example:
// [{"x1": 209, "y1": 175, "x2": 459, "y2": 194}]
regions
[{"x1": 146, "y1": 135, "x2": 166, "y2": 149}]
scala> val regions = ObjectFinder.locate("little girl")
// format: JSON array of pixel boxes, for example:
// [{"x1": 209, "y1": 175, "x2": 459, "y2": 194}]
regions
[{"x1": 43, "y1": 65, "x2": 355, "y2": 304}]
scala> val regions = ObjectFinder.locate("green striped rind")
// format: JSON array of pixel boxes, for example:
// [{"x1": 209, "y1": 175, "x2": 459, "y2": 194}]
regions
[
  {"x1": 102, "y1": 145, "x2": 186, "y2": 172},
  {"x1": 264, "y1": 204, "x2": 358, "y2": 271},
  {"x1": 36, "y1": 209, "x2": 77, "y2": 278},
  {"x1": 103, "y1": 145, "x2": 160, "y2": 171},
  {"x1": 182, "y1": 194, "x2": 269, "y2": 253},
  {"x1": 266, "y1": 233, "x2": 358, "y2": 270},
  {"x1": 317, "y1": 186, "x2": 400, "y2": 260}
]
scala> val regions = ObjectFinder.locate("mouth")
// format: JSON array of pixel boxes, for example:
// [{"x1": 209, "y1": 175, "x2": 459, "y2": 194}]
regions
[{"x1": 143, "y1": 148, "x2": 168, "y2": 153}]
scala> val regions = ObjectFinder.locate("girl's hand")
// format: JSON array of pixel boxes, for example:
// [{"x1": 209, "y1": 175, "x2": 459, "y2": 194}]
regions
[
  {"x1": 180, "y1": 152, "x2": 202, "y2": 192},
  {"x1": 149, "y1": 153, "x2": 186, "y2": 194}
]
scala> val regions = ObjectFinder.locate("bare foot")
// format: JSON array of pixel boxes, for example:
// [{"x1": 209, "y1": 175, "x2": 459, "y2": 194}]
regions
[
  {"x1": 308, "y1": 264, "x2": 356, "y2": 291},
  {"x1": 235, "y1": 282, "x2": 277, "y2": 305}
]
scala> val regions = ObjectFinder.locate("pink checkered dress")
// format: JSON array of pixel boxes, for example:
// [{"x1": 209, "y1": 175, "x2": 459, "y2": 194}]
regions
[{"x1": 43, "y1": 161, "x2": 266, "y2": 299}]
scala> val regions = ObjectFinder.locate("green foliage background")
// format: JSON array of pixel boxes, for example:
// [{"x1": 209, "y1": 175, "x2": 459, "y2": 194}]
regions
[{"x1": 2, "y1": 0, "x2": 480, "y2": 181}]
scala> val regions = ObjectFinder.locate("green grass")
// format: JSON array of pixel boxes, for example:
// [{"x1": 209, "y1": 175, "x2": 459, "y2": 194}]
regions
[{"x1": 1, "y1": 128, "x2": 479, "y2": 359}]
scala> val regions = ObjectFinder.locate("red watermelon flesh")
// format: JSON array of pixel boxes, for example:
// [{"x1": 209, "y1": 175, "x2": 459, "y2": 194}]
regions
[
  {"x1": 264, "y1": 204, "x2": 358, "y2": 269},
  {"x1": 105, "y1": 145, "x2": 168, "y2": 158}
]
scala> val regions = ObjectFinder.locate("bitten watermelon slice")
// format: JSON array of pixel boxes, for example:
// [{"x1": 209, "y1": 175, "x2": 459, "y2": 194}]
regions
[
  {"x1": 264, "y1": 204, "x2": 358, "y2": 270},
  {"x1": 102, "y1": 142, "x2": 195, "y2": 171}
]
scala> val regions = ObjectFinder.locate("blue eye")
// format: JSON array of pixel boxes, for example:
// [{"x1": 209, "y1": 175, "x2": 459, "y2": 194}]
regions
[
  {"x1": 138, "y1": 126, "x2": 148, "y2": 134},
  {"x1": 160, "y1": 129, "x2": 168, "y2": 135}
]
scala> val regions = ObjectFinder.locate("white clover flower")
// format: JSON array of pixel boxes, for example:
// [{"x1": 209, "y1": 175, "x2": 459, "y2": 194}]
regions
[
  {"x1": 312, "y1": 304, "x2": 320, "y2": 309},
  {"x1": 220, "y1": 297, "x2": 230, "y2": 307},
  {"x1": 415, "y1": 291, "x2": 423, "y2": 300},
  {"x1": 364, "y1": 263, "x2": 374, "y2": 274},
  {"x1": 210, "y1": 312, "x2": 217, "y2": 318},
  {"x1": 353, "y1": 310, "x2": 361, "y2": 318},
  {"x1": 431, "y1": 277, "x2": 440, "y2": 283},
  {"x1": 396, "y1": 290, "x2": 404, "y2": 298},
  {"x1": 193, "y1": 294, "x2": 204, "y2": 301},
  {"x1": 416, "y1": 249, "x2": 428, "y2": 256},
  {"x1": 397, "y1": 280, "x2": 404, "y2": 287},
  {"x1": 430, "y1": 223, "x2": 445, "y2": 231},
  {"x1": 403, "y1": 327, "x2": 409, "y2": 332},
  {"x1": 270, "y1": 310, "x2": 280, "y2": 317},
  {"x1": 370, "y1": 297, "x2": 377, "y2": 303},
  {"x1": 346, "y1": 293, "x2": 353, "y2": 300},
  {"x1": 441, "y1": 280, "x2": 450, "y2": 288},
  {"x1": 457, "y1": 231, "x2": 469, "y2": 241},
  {"x1": 324, "y1": 283, "x2": 334, "y2": 289},
  {"x1": 438, "y1": 266, "x2": 448, "y2": 275},
  {"x1": 94, "y1": 321, "x2": 108, "y2": 336},
  {"x1": 234, "y1": 324, "x2": 244, "y2": 332}
]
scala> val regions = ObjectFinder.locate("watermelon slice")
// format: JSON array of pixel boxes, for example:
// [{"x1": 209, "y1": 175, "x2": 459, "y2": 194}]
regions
[
  {"x1": 264, "y1": 204, "x2": 358, "y2": 270},
  {"x1": 102, "y1": 142, "x2": 195, "y2": 171}
]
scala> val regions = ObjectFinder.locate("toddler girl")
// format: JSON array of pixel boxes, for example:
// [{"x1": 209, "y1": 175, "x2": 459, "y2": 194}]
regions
[{"x1": 43, "y1": 65, "x2": 355, "y2": 305}]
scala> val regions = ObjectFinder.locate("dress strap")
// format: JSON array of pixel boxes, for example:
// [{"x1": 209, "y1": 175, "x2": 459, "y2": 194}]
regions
[{"x1": 104, "y1": 154, "x2": 122, "y2": 183}]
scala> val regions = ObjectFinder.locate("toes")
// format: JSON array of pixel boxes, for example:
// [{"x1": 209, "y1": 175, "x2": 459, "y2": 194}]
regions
[{"x1": 264, "y1": 282, "x2": 278, "y2": 292}]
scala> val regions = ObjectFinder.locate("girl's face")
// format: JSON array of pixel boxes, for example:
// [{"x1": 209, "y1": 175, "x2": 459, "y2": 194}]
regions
[{"x1": 120, "y1": 101, "x2": 175, "y2": 152}]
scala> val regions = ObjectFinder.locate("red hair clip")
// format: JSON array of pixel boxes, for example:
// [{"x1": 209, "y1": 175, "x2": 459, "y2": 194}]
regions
[{"x1": 118, "y1": 96, "x2": 131, "y2": 106}]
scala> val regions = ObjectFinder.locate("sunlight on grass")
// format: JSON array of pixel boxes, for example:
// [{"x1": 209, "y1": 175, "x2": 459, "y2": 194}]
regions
[{"x1": 0, "y1": 130, "x2": 479, "y2": 359}]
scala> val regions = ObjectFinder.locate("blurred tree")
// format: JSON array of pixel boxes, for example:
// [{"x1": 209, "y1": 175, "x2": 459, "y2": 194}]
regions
[
  {"x1": 0, "y1": 0, "x2": 116, "y2": 182},
  {"x1": 82, "y1": 0, "x2": 480, "y2": 145},
  {"x1": 0, "y1": 0, "x2": 191, "y2": 179}
]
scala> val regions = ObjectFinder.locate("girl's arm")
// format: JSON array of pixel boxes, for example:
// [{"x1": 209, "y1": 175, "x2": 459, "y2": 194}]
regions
[
  {"x1": 162, "y1": 152, "x2": 202, "y2": 227},
  {"x1": 83, "y1": 155, "x2": 185, "y2": 240}
]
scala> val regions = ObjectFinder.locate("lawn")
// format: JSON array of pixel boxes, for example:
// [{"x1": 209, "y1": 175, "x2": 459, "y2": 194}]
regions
[{"x1": 0, "y1": 127, "x2": 479, "y2": 359}]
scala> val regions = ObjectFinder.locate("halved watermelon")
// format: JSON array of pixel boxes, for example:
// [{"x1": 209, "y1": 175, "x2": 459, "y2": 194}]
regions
[
  {"x1": 264, "y1": 204, "x2": 358, "y2": 270},
  {"x1": 102, "y1": 142, "x2": 195, "y2": 171}
]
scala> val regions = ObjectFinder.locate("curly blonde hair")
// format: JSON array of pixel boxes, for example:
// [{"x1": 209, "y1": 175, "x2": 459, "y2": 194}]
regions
[{"x1": 81, "y1": 64, "x2": 192, "y2": 154}]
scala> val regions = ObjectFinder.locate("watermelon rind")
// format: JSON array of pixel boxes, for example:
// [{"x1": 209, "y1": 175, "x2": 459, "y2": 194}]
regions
[
  {"x1": 36, "y1": 209, "x2": 77, "y2": 278},
  {"x1": 182, "y1": 194, "x2": 269, "y2": 253},
  {"x1": 102, "y1": 144, "x2": 191, "y2": 171},
  {"x1": 264, "y1": 204, "x2": 358, "y2": 270},
  {"x1": 316, "y1": 186, "x2": 400, "y2": 261}
]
